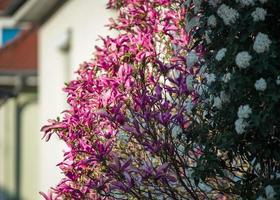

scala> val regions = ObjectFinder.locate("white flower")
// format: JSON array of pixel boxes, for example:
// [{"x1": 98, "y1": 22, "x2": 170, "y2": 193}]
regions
[
  {"x1": 254, "y1": 78, "x2": 267, "y2": 91},
  {"x1": 205, "y1": 73, "x2": 216, "y2": 85},
  {"x1": 213, "y1": 96, "x2": 222, "y2": 109},
  {"x1": 169, "y1": 69, "x2": 180, "y2": 79},
  {"x1": 171, "y1": 125, "x2": 183, "y2": 138},
  {"x1": 186, "y1": 16, "x2": 200, "y2": 32},
  {"x1": 265, "y1": 185, "x2": 276, "y2": 199},
  {"x1": 194, "y1": 0, "x2": 202, "y2": 14},
  {"x1": 236, "y1": 0, "x2": 255, "y2": 6},
  {"x1": 235, "y1": 118, "x2": 248, "y2": 134},
  {"x1": 238, "y1": 105, "x2": 252, "y2": 119},
  {"x1": 256, "y1": 196, "x2": 266, "y2": 200},
  {"x1": 220, "y1": 91, "x2": 230, "y2": 103},
  {"x1": 209, "y1": 0, "x2": 221, "y2": 7},
  {"x1": 205, "y1": 30, "x2": 212, "y2": 44},
  {"x1": 251, "y1": 8, "x2": 267, "y2": 22},
  {"x1": 276, "y1": 76, "x2": 280, "y2": 85},
  {"x1": 222, "y1": 73, "x2": 232, "y2": 83},
  {"x1": 187, "y1": 50, "x2": 198, "y2": 67},
  {"x1": 253, "y1": 32, "x2": 272, "y2": 53},
  {"x1": 184, "y1": 101, "x2": 194, "y2": 114},
  {"x1": 259, "y1": 0, "x2": 268, "y2": 3},
  {"x1": 217, "y1": 4, "x2": 239, "y2": 25},
  {"x1": 186, "y1": 75, "x2": 194, "y2": 90},
  {"x1": 235, "y1": 51, "x2": 252, "y2": 69},
  {"x1": 197, "y1": 85, "x2": 208, "y2": 96},
  {"x1": 207, "y1": 15, "x2": 217, "y2": 28},
  {"x1": 215, "y1": 48, "x2": 227, "y2": 61}
]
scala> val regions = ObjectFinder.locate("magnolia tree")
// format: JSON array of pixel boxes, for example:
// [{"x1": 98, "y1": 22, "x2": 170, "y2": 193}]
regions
[
  {"x1": 41, "y1": 0, "x2": 280, "y2": 199},
  {"x1": 41, "y1": 0, "x2": 207, "y2": 199}
]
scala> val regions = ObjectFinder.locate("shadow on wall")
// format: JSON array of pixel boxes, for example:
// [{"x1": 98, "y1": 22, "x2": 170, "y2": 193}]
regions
[{"x1": 0, "y1": 187, "x2": 15, "y2": 200}]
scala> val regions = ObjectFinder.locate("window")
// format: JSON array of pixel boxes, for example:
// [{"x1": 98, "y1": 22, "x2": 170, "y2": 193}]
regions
[{"x1": 2, "y1": 28, "x2": 21, "y2": 46}]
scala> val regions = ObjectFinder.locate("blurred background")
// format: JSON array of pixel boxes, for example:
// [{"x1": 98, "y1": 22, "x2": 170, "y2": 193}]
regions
[{"x1": 0, "y1": 0, "x2": 116, "y2": 199}]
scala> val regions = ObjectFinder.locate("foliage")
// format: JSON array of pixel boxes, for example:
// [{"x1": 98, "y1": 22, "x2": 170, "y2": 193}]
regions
[{"x1": 185, "y1": 0, "x2": 280, "y2": 199}]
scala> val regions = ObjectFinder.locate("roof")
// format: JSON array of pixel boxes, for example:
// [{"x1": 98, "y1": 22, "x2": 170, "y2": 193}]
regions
[
  {"x1": 0, "y1": 0, "x2": 12, "y2": 11},
  {"x1": 0, "y1": 0, "x2": 26, "y2": 16},
  {"x1": 0, "y1": 27, "x2": 37, "y2": 73}
]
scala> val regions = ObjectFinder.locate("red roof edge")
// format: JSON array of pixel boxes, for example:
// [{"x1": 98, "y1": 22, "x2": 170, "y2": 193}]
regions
[{"x1": 0, "y1": 26, "x2": 38, "y2": 72}]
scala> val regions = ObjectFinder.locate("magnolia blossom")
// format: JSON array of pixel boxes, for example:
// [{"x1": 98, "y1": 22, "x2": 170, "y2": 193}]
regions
[
  {"x1": 235, "y1": 118, "x2": 248, "y2": 134},
  {"x1": 254, "y1": 78, "x2": 267, "y2": 91},
  {"x1": 265, "y1": 185, "x2": 276, "y2": 199},
  {"x1": 217, "y1": 4, "x2": 239, "y2": 25},
  {"x1": 207, "y1": 15, "x2": 217, "y2": 28},
  {"x1": 187, "y1": 50, "x2": 198, "y2": 67},
  {"x1": 222, "y1": 73, "x2": 232, "y2": 83},
  {"x1": 41, "y1": 1, "x2": 201, "y2": 199},
  {"x1": 253, "y1": 32, "x2": 272, "y2": 53},
  {"x1": 251, "y1": 8, "x2": 267, "y2": 22},
  {"x1": 215, "y1": 48, "x2": 227, "y2": 61},
  {"x1": 235, "y1": 51, "x2": 252, "y2": 69},
  {"x1": 236, "y1": 0, "x2": 255, "y2": 6},
  {"x1": 238, "y1": 105, "x2": 252, "y2": 119}
]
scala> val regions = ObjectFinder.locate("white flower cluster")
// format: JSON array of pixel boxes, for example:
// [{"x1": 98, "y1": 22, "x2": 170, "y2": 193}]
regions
[
  {"x1": 207, "y1": 15, "x2": 217, "y2": 28},
  {"x1": 236, "y1": 0, "x2": 255, "y2": 6},
  {"x1": 235, "y1": 118, "x2": 248, "y2": 134},
  {"x1": 235, "y1": 51, "x2": 252, "y2": 69},
  {"x1": 235, "y1": 105, "x2": 252, "y2": 134},
  {"x1": 238, "y1": 105, "x2": 252, "y2": 119},
  {"x1": 205, "y1": 30, "x2": 212, "y2": 44},
  {"x1": 222, "y1": 73, "x2": 232, "y2": 83},
  {"x1": 193, "y1": 0, "x2": 202, "y2": 14},
  {"x1": 187, "y1": 50, "x2": 198, "y2": 67},
  {"x1": 184, "y1": 100, "x2": 194, "y2": 114},
  {"x1": 253, "y1": 32, "x2": 272, "y2": 53},
  {"x1": 215, "y1": 48, "x2": 227, "y2": 61},
  {"x1": 213, "y1": 96, "x2": 222, "y2": 109},
  {"x1": 259, "y1": 0, "x2": 268, "y2": 4},
  {"x1": 220, "y1": 91, "x2": 230, "y2": 103},
  {"x1": 205, "y1": 73, "x2": 216, "y2": 85},
  {"x1": 257, "y1": 185, "x2": 276, "y2": 200},
  {"x1": 186, "y1": 75, "x2": 194, "y2": 90},
  {"x1": 217, "y1": 4, "x2": 239, "y2": 26},
  {"x1": 251, "y1": 7, "x2": 267, "y2": 22},
  {"x1": 276, "y1": 76, "x2": 280, "y2": 85},
  {"x1": 209, "y1": 0, "x2": 221, "y2": 7},
  {"x1": 254, "y1": 78, "x2": 267, "y2": 91},
  {"x1": 212, "y1": 91, "x2": 230, "y2": 109}
]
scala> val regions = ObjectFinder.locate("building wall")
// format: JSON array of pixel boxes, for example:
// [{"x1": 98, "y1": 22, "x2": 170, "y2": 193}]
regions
[
  {"x1": 20, "y1": 94, "x2": 38, "y2": 200},
  {"x1": 0, "y1": 93, "x2": 38, "y2": 200},
  {"x1": 38, "y1": 0, "x2": 116, "y2": 194},
  {"x1": 0, "y1": 98, "x2": 16, "y2": 199}
]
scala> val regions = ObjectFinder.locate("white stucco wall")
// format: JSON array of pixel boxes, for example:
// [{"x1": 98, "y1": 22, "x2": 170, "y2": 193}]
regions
[
  {"x1": 38, "y1": 0, "x2": 116, "y2": 194},
  {"x1": 0, "y1": 99, "x2": 16, "y2": 198},
  {"x1": 20, "y1": 95, "x2": 39, "y2": 200}
]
